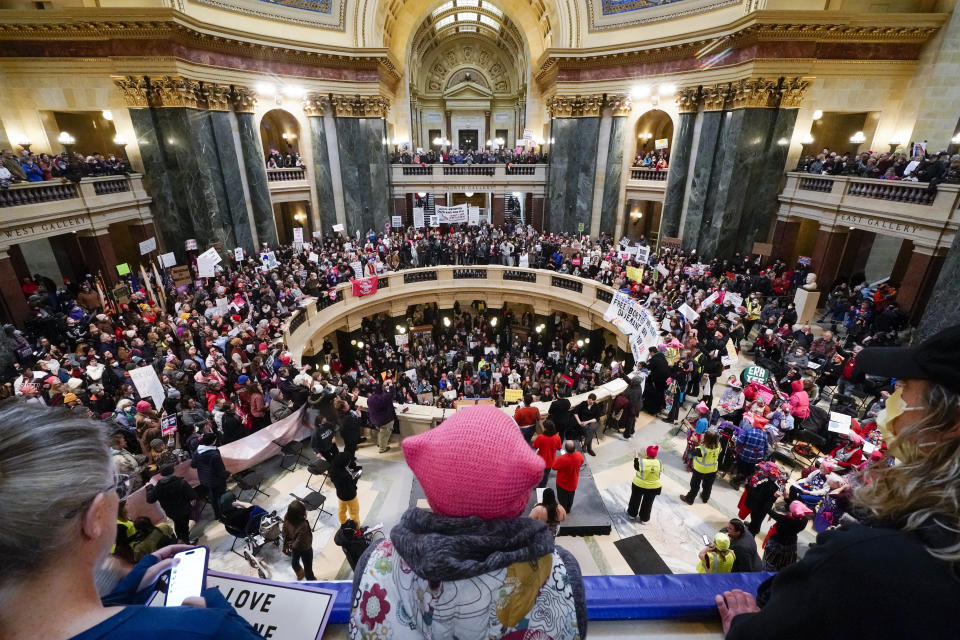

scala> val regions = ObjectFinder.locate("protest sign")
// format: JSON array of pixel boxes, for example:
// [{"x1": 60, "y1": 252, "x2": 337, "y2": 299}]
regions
[
  {"x1": 349, "y1": 261, "x2": 363, "y2": 278},
  {"x1": 678, "y1": 303, "x2": 699, "y2": 323},
  {"x1": 504, "y1": 388, "x2": 523, "y2": 403},
  {"x1": 725, "y1": 292, "x2": 743, "y2": 308},
  {"x1": 292, "y1": 228, "x2": 303, "y2": 243},
  {"x1": 395, "y1": 333, "x2": 409, "y2": 347},
  {"x1": 405, "y1": 368, "x2": 418, "y2": 384},
  {"x1": 413, "y1": 207, "x2": 425, "y2": 229},
  {"x1": 635, "y1": 245, "x2": 650, "y2": 264},
  {"x1": 112, "y1": 284, "x2": 131, "y2": 304},
  {"x1": 128, "y1": 366, "x2": 166, "y2": 407},
  {"x1": 116, "y1": 263, "x2": 131, "y2": 276},
  {"x1": 160, "y1": 252, "x2": 177, "y2": 268},
  {"x1": 828, "y1": 412, "x2": 853, "y2": 435},
  {"x1": 161, "y1": 414, "x2": 178, "y2": 437},
  {"x1": 468, "y1": 206, "x2": 480, "y2": 226},
  {"x1": 518, "y1": 253, "x2": 529, "y2": 268},
  {"x1": 392, "y1": 215, "x2": 403, "y2": 228},
  {"x1": 352, "y1": 276, "x2": 378, "y2": 297},
  {"x1": 138, "y1": 237, "x2": 157, "y2": 255},
  {"x1": 429, "y1": 215, "x2": 439, "y2": 228},
  {"x1": 656, "y1": 263, "x2": 670, "y2": 278},
  {"x1": 198, "y1": 247, "x2": 222, "y2": 278},
  {"x1": 436, "y1": 203, "x2": 468, "y2": 224},
  {"x1": 234, "y1": 247, "x2": 244, "y2": 262},
  {"x1": 215, "y1": 297, "x2": 230, "y2": 317},
  {"x1": 626, "y1": 266, "x2": 644, "y2": 282},
  {"x1": 308, "y1": 252, "x2": 319, "y2": 263},
  {"x1": 259, "y1": 252, "x2": 278, "y2": 271},
  {"x1": 603, "y1": 293, "x2": 660, "y2": 356},
  {"x1": 332, "y1": 224, "x2": 344, "y2": 233},
  {"x1": 170, "y1": 265, "x2": 192, "y2": 286},
  {"x1": 184, "y1": 239, "x2": 198, "y2": 251},
  {"x1": 698, "y1": 291, "x2": 719, "y2": 311}
]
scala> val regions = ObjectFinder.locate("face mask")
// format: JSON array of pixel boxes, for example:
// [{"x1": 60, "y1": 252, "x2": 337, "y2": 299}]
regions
[{"x1": 875, "y1": 387, "x2": 926, "y2": 462}]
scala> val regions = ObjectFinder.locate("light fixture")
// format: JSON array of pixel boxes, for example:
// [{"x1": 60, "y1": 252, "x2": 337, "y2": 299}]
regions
[
  {"x1": 495, "y1": 137, "x2": 504, "y2": 146},
  {"x1": 433, "y1": 136, "x2": 443, "y2": 145},
  {"x1": 351, "y1": 339, "x2": 357, "y2": 345},
  {"x1": 282, "y1": 132, "x2": 297, "y2": 141},
  {"x1": 658, "y1": 83, "x2": 676, "y2": 96},
  {"x1": 58, "y1": 131, "x2": 75, "y2": 145},
  {"x1": 417, "y1": 191, "x2": 427, "y2": 198},
  {"x1": 490, "y1": 317, "x2": 498, "y2": 327},
  {"x1": 486, "y1": 139, "x2": 492, "y2": 146},
  {"x1": 952, "y1": 132, "x2": 960, "y2": 144},
  {"x1": 282, "y1": 85, "x2": 305, "y2": 98},
  {"x1": 850, "y1": 131, "x2": 866, "y2": 144},
  {"x1": 801, "y1": 134, "x2": 814, "y2": 145},
  {"x1": 356, "y1": 340, "x2": 365, "y2": 348},
  {"x1": 576, "y1": 339, "x2": 584, "y2": 347},
  {"x1": 464, "y1": 191, "x2": 474, "y2": 197},
  {"x1": 849, "y1": 226, "x2": 855, "y2": 230},
  {"x1": 585, "y1": 337, "x2": 590, "y2": 344},
  {"x1": 631, "y1": 85, "x2": 650, "y2": 99},
  {"x1": 777, "y1": 137, "x2": 789, "y2": 146},
  {"x1": 396, "y1": 324, "x2": 407, "y2": 334},
  {"x1": 322, "y1": 364, "x2": 331, "y2": 373},
  {"x1": 638, "y1": 132, "x2": 652, "y2": 140},
  {"x1": 535, "y1": 325, "x2": 543, "y2": 334},
  {"x1": 13, "y1": 135, "x2": 31, "y2": 150},
  {"x1": 812, "y1": 109, "x2": 823, "y2": 121},
  {"x1": 102, "y1": 110, "x2": 114, "y2": 121},
  {"x1": 113, "y1": 134, "x2": 128, "y2": 146},
  {"x1": 256, "y1": 82, "x2": 276, "y2": 96},
  {"x1": 443, "y1": 317, "x2": 451, "y2": 327}
]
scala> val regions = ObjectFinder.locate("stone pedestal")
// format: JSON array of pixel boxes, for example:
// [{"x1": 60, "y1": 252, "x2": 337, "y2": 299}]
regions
[{"x1": 794, "y1": 287, "x2": 819, "y2": 324}]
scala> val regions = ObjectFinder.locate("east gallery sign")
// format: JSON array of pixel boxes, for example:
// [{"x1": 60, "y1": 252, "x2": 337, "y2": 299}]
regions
[{"x1": 837, "y1": 213, "x2": 920, "y2": 236}]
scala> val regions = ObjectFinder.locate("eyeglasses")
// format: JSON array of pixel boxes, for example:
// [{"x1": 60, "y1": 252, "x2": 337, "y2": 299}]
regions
[{"x1": 62, "y1": 471, "x2": 132, "y2": 519}]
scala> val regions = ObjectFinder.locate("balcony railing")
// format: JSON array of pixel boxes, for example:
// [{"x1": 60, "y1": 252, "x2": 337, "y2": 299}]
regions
[
  {"x1": 0, "y1": 180, "x2": 80, "y2": 208},
  {"x1": 266, "y1": 167, "x2": 306, "y2": 182},
  {"x1": 390, "y1": 163, "x2": 547, "y2": 187},
  {"x1": 629, "y1": 167, "x2": 668, "y2": 181}
]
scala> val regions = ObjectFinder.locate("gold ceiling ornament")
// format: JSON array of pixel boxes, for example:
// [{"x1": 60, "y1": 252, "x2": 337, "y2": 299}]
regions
[
  {"x1": 674, "y1": 87, "x2": 701, "y2": 114},
  {"x1": 605, "y1": 94, "x2": 633, "y2": 117},
  {"x1": 728, "y1": 78, "x2": 780, "y2": 109},
  {"x1": 113, "y1": 76, "x2": 151, "y2": 108},
  {"x1": 148, "y1": 75, "x2": 201, "y2": 109},
  {"x1": 329, "y1": 95, "x2": 391, "y2": 118},
  {"x1": 546, "y1": 95, "x2": 575, "y2": 118},
  {"x1": 778, "y1": 77, "x2": 812, "y2": 109},
  {"x1": 700, "y1": 83, "x2": 732, "y2": 112},
  {"x1": 230, "y1": 86, "x2": 257, "y2": 113},
  {"x1": 199, "y1": 82, "x2": 233, "y2": 111},
  {"x1": 301, "y1": 94, "x2": 329, "y2": 117}
]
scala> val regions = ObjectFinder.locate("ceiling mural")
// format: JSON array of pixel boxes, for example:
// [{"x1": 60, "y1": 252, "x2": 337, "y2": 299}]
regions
[
  {"x1": 193, "y1": 0, "x2": 346, "y2": 29},
  {"x1": 588, "y1": 0, "x2": 740, "y2": 31}
]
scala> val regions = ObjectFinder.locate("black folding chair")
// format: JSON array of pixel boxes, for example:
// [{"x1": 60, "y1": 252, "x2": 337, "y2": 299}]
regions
[
  {"x1": 306, "y1": 458, "x2": 330, "y2": 491},
  {"x1": 233, "y1": 469, "x2": 269, "y2": 502},
  {"x1": 288, "y1": 490, "x2": 331, "y2": 530},
  {"x1": 274, "y1": 437, "x2": 309, "y2": 472}
]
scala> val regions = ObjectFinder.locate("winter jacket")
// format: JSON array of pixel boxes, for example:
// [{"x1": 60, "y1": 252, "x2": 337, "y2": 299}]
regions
[
  {"x1": 366, "y1": 389, "x2": 396, "y2": 427},
  {"x1": 191, "y1": 445, "x2": 229, "y2": 490},
  {"x1": 787, "y1": 380, "x2": 810, "y2": 419},
  {"x1": 145, "y1": 475, "x2": 196, "y2": 520},
  {"x1": 350, "y1": 508, "x2": 586, "y2": 639}
]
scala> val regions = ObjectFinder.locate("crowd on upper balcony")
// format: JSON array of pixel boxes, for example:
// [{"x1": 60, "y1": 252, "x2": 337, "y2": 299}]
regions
[
  {"x1": 392, "y1": 148, "x2": 548, "y2": 165},
  {"x1": 632, "y1": 150, "x2": 669, "y2": 170},
  {"x1": 796, "y1": 146, "x2": 960, "y2": 186},
  {"x1": 264, "y1": 148, "x2": 304, "y2": 170},
  {"x1": 0, "y1": 148, "x2": 131, "y2": 188}
]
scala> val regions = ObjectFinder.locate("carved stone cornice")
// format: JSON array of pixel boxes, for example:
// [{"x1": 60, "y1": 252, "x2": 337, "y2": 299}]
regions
[
  {"x1": 700, "y1": 84, "x2": 731, "y2": 112},
  {"x1": 779, "y1": 76, "x2": 812, "y2": 109},
  {"x1": 329, "y1": 95, "x2": 390, "y2": 118},
  {"x1": 301, "y1": 95, "x2": 329, "y2": 117},
  {"x1": 728, "y1": 77, "x2": 780, "y2": 109},
  {"x1": 148, "y1": 75, "x2": 201, "y2": 108},
  {"x1": 675, "y1": 87, "x2": 701, "y2": 114},
  {"x1": 113, "y1": 76, "x2": 150, "y2": 108},
  {"x1": 199, "y1": 82, "x2": 232, "y2": 111},
  {"x1": 545, "y1": 94, "x2": 606, "y2": 118},
  {"x1": 230, "y1": 86, "x2": 257, "y2": 113},
  {"x1": 580, "y1": 94, "x2": 605, "y2": 118},
  {"x1": 605, "y1": 94, "x2": 633, "y2": 117}
]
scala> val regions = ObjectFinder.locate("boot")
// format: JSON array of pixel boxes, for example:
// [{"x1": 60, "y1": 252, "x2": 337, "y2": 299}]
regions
[{"x1": 295, "y1": 568, "x2": 305, "y2": 581}]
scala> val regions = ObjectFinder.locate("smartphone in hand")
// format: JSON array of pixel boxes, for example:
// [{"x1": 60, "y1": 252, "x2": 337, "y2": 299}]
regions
[
  {"x1": 165, "y1": 547, "x2": 209, "y2": 607},
  {"x1": 702, "y1": 534, "x2": 711, "y2": 547}
]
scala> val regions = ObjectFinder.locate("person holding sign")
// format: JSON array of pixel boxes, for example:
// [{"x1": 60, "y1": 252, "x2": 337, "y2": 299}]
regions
[{"x1": 0, "y1": 403, "x2": 262, "y2": 640}]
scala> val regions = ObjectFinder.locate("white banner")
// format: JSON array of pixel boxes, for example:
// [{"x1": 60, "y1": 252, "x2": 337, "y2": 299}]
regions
[
  {"x1": 138, "y1": 237, "x2": 157, "y2": 255},
  {"x1": 468, "y1": 206, "x2": 480, "y2": 226},
  {"x1": 436, "y1": 203, "x2": 468, "y2": 224},
  {"x1": 413, "y1": 207, "x2": 425, "y2": 229},
  {"x1": 603, "y1": 292, "x2": 660, "y2": 359}
]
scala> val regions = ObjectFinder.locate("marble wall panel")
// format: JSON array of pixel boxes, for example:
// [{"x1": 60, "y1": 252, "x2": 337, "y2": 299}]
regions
[
  {"x1": 237, "y1": 112, "x2": 278, "y2": 247},
  {"x1": 599, "y1": 116, "x2": 626, "y2": 237},
  {"x1": 546, "y1": 117, "x2": 600, "y2": 233},
  {"x1": 336, "y1": 118, "x2": 390, "y2": 233},
  {"x1": 307, "y1": 116, "x2": 338, "y2": 232},
  {"x1": 680, "y1": 110, "x2": 722, "y2": 252},
  {"x1": 660, "y1": 112, "x2": 696, "y2": 238}
]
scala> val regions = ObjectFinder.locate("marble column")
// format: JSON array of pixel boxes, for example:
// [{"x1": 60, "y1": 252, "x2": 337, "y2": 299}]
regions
[
  {"x1": 917, "y1": 233, "x2": 960, "y2": 339},
  {"x1": 8, "y1": 245, "x2": 30, "y2": 281},
  {"x1": 304, "y1": 109, "x2": 338, "y2": 232},
  {"x1": 335, "y1": 116, "x2": 391, "y2": 233},
  {"x1": 899, "y1": 246, "x2": 945, "y2": 324},
  {"x1": 771, "y1": 219, "x2": 801, "y2": 263},
  {"x1": 78, "y1": 230, "x2": 120, "y2": 287},
  {"x1": 492, "y1": 196, "x2": 506, "y2": 226},
  {"x1": 680, "y1": 109, "x2": 724, "y2": 252},
  {"x1": 890, "y1": 240, "x2": 914, "y2": 285},
  {"x1": 598, "y1": 111, "x2": 628, "y2": 237},
  {"x1": 235, "y1": 112, "x2": 276, "y2": 248},
  {"x1": 49, "y1": 233, "x2": 87, "y2": 283},
  {"x1": 0, "y1": 252, "x2": 29, "y2": 325},
  {"x1": 809, "y1": 227, "x2": 849, "y2": 297},
  {"x1": 546, "y1": 115, "x2": 600, "y2": 233},
  {"x1": 659, "y1": 94, "x2": 698, "y2": 239}
]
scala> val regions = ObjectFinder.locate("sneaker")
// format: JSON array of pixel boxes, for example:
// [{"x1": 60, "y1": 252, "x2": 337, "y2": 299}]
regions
[
  {"x1": 679, "y1": 494, "x2": 693, "y2": 505},
  {"x1": 619, "y1": 435, "x2": 631, "y2": 441}
]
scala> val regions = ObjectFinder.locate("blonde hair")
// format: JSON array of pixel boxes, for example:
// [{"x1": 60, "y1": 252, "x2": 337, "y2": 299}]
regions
[{"x1": 856, "y1": 382, "x2": 960, "y2": 563}]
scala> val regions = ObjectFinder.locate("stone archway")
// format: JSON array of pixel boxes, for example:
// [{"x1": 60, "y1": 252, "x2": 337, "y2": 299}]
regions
[
  {"x1": 633, "y1": 109, "x2": 674, "y2": 164},
  {"x1": 259, "y1": 108, "x2": 301, "y2": 159}
]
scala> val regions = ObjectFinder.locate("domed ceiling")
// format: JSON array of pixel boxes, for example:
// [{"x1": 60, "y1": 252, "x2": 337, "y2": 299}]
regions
[
  {"x1": 588, "y1": 0, "x2": 740, "y2": 30},
  {"x1": 193, "y1": 0, "x2": 347, "y2": 29}
]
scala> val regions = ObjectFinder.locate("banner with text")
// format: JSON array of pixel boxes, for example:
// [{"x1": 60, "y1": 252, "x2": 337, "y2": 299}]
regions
[
  {"x1": 603, "y1": 292, "x2": 660, "y2": 362},
  {"x1": 436, "y1": 203, "x2": 468, "y2": 224},
  {"x1": 351, "y1": 276, "x2": 379, "y2": 297}
]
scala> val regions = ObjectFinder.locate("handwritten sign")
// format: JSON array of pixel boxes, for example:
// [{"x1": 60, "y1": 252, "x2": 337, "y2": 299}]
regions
[
  {"x1": 626, "y1": 266, "x2": 644, "y2": 282},
  {"x1": 504, "y1": 388, "x2": 524, "y2": 403},
  {"x1": 234, "y1": 247, "x2": 244, "y2": 262},
  {"x1": 436, "y1": 203, "x2": 468, "y2": 224},
  {"x1": 128, "y1": 365, "x2": 166, "y2": 407},
  {"x1": 293, "y1": 228, "x2": 304, "y2": 243},
  {"x1": 332, "y1": 224, "x2": 344, "y2": 233},
  {"x1": 392, "y1": 215, "x2": 402, "y2": 228},
  {"x1": 413, "y1": 207, "x2": 425, "y2": 229}
]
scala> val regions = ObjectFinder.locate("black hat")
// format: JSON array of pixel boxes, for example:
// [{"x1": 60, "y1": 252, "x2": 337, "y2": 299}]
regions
[{"x1": 853, "y1": 325, "x2": 960, "y2": 394}]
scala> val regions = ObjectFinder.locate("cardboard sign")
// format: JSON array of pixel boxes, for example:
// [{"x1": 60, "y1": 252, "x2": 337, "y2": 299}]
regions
[
  {"x1": 293, "y1": 228, "x2": 304, "y2": 243},
  {"x1": 128, "y1": 366, "x2": 166, "y2": 407},
  {"x1": 635, "y1": 245, "x2": 651, "y2": 264},
  {"x1": 160, "y1": 414, "x2": 178, "y2": 436},
  {"x1": 504, "y1": 388, "x2": 523, "y2": 403},
  {"x1": 655, "y1": 138, "x2": 669, "y2": 150},
  {"x1": 332, "y1": 224, "x2": 345, "y2": 233},
  {"x1": 656, "y1": 263, "x2": 670, "y2": 278},
  {"x1": 205, "y1": 570, "x2": 336, "y2": 640},
  {"x1": 170, "y1": 265, "x2": 192, "y2": 286},
  {"x1": 626, "y1": 266, "x2": 644, "y2": 282},
  {"x1": 413, "y1": 207, "x2": 425, "y2": 229},
  {"x1": 392, "y1": 215, "x2": 403, "y2": 228},
  {"x1": 752, "y1": 242, "x2": 773, "y2": 256},
  {"x1": 112, "y1": 284, "x2": 131, "y2": 304},
  {"x1": 234, "y1": 247, "x2": 244, "y2": 262},
  {"x1": 116, "y1": 263, "x2": 131, "y2": 276},
  {"x1": 160, "y1": 252, "x2": 177, "y2": 268},
  {"x1": 395, "y1": 333, "x2": 409, "y2": 347},
  {"x1": 138, "y1": 237, "x2": 157, "y2": 255}
]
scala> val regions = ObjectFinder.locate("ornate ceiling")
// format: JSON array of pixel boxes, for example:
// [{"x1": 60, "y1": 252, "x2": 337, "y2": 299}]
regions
[
  {"x1": 587, "y1": 0, "x2": 741, "y2": 31},
  {"x1": 192, "y1": 0, "x2": 347, "y2": 29}
]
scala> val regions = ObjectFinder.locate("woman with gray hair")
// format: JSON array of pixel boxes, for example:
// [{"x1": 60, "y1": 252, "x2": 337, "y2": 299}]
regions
[
  {"x1": 715, "y1": 325, "x2": 960, "y2": 638},
  {"x1": 0, "y1": 402, "x2": 262, "y2": 640}
]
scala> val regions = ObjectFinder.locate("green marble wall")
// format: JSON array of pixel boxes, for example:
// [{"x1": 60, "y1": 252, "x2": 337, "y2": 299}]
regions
[
  {"x1": 660, "y1": 111, "x2": 696, "y2": 238},
  {"x1": 335, "y1": 117, "x2": 390, "y2": 233},
  {"x1": 546, "y1": 117, "x2": 601, "y2": 233},
  {"x1": 236, "y1": 112, "x2": 277, "y2": 248},
  {"x1": 307, "y1": 116, "x2": 338, "y2": 231},
  {"x1": 599, "y1": 116, "x2": 627, "y2": 237}
]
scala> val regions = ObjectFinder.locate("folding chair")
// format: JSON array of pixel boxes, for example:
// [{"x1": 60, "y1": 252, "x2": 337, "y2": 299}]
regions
[
  {"x1": 274, "y1": 437, "x2": 309, "y2": 472},
  {"x1": 306, "y1": 458, "x2": 330, "y2": 491},
  {"x1": 233, "y1": 469, "x2": 269, "y2": 502},
  {"x1": 289, "y1": 490, "x2": 331, "y2": 530}
]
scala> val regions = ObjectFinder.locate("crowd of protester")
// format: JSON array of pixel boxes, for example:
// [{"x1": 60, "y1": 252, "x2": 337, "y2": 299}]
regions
[
  {"x1": 391, "y1": 147, "x2": 548, "y2": 165},
  {"x1": 796, "y1": 146, "x2": 960, "y2": 186},
  {"x1": 263, "y1": 148, "x2": 304, "y2": 169},
  {"x1": 0, "y1": 148, "x2": 131, "y2": 187},
  {"x1": 632, "y1": 149, "x2": 669, "y2": 169}
]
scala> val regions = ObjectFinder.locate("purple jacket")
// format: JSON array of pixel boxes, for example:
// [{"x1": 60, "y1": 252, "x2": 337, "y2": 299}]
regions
[{"x1": 366, "y1": 390, "x2": 396, "y2": 427}]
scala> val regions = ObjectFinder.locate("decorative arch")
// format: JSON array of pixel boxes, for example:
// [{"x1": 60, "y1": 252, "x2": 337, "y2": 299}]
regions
[
  {"x1": 259, "y1": 108, "x2": 301, "y2": 157},
  {"x1": 633, "y1": 108, "x2": 674, "y2": 161},
  {"x1": 446, "y1": 68, "x2": 490, "y2": 90}
]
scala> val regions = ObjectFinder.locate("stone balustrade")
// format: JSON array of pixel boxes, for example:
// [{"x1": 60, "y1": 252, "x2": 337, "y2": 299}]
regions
[
  {"x1": 266, "y1": 167, "x2": 310, "y2": 203},
  {"x1": 389, "y1": 163, "x2": 548, "y2": 195},
  {"x1": 0, "y1": 180, "x2": 80, "y2": 208},
  {"x1": 629, "y1": 168, "x2": 669, "y2": 181},
  {"x1": 266, "y1": 167, "x2": 307, "y2": 182},
  {"x1": 624, "y1": 168, "x2": 668, "y2": 203}
]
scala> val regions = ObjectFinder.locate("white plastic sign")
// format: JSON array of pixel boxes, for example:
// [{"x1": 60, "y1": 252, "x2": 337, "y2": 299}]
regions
[{"x1": 138, "y1": 237, "x2": 157, "y2": 255}]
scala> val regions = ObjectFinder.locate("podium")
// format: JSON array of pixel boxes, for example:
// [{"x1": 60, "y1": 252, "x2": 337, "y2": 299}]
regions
[{"x1": 794, "y1": 288, "x2": 819, "y2": 325}]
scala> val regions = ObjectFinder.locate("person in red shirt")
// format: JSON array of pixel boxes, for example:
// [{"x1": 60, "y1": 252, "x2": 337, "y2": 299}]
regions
[
  {"x1": 533, "y1": 420, "x2": 561, "y2": 488},
  {"x1": 514, "y1": 394, "x2": 541, "y2": 444},
  {"x1": 552, "y1": 440, "x2": 585, "y2": 514}
]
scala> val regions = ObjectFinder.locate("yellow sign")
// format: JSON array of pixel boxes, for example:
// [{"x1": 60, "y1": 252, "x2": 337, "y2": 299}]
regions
[
  {"x1": 626, "y1": 266, "x2": 644, "y2": 282},
  {"x1": 504, "y1": 388, "x2": 524, "y2": 404}
]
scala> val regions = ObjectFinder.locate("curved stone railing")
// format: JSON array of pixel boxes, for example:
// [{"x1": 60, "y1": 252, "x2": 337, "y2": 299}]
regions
[{"x1": 629, "y1": 167, "x2": 669, "y2": 181}]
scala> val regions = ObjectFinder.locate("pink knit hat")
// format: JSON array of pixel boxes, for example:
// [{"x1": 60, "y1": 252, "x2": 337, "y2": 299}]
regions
[{"x1": 402, "y1": 405, "x2": 544, "y2": 519}]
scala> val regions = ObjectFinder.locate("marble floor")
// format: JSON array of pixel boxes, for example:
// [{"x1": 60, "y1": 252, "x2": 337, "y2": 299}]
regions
[{"x1": 191, "y1": 357, "x2": 816, "y2": 637}]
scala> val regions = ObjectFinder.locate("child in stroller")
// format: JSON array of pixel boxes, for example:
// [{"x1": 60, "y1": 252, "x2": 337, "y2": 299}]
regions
[
  {"x1": 219, "y1": 491, "x2": 282, "y2": 578},
  {"x1": 334, "y1": 519, "x2": 384, "y2": 571}
]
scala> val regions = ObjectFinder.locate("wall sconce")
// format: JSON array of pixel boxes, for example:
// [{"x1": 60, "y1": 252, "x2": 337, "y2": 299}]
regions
[
  {"x1": 464, "y1": 191, "x2": 474, "y2": 197},
  {"x1": 13, "y1": 135, "x2": 31, "y2": 152},
  {"x1": 630, "y1": 209, "x2": 643, "y2": 220},
  {"x1": 631, "y1": 85, "x2": 650, "y2": 99},
  {"x1": 801, "y1": 134, "x2": 814, "y2": 145},
  {"x1": 102, "y1": 110, "x2": 114, "y2": 121},
  {"x1": 282, "y1": 132, "x2": 297, "y2": 141},
  {"x1": 638, "y1": 132, "x2": 653, "y2": 141},
  {"x1": 777, "y1": 137, "x2": 789, "y2": 146},
  {"x1": 417, "y1": 192, "x2": 427, "y2": 198},
  {"x1": 812, "y1": 110, "x2": 823, "y2": 121},
  {"x1": 849, "y1": 131, "x2": 866, "y2": 144},
  {"x1": 495, "y1": 137, "x2": 505, "y2": 146},
  {"x1": 113, "y1": 134, "x2": 128, "y2": 146},
  {"x1": 58, "y1": 131, "x2": 75, "y2": 145}
]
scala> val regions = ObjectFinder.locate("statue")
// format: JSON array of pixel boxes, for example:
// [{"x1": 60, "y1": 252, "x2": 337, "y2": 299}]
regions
[{"x1": 802, "y1": 272, "x2": 818, "y2": 291}]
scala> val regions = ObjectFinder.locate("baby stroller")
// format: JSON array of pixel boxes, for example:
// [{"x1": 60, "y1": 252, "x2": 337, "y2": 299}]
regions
[{"x1": 220, "y1": 492, "x2": 283, "y2": 579}]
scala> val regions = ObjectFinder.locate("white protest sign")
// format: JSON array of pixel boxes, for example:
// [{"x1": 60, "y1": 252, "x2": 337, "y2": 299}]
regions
[
  {"x1": 308, "y1": 252, "x2": 320, "y2": 263},
  {"x1": 215, "y1": 297, "x2": 230, "y2": 317},
  {"x1": 197, "y1": 247, "x2": 222, "y2": 278},
  {"x1": 468, "y1": 206, "x2": 480, "y2": 226},
  {"x1": 630, "y1": 333, "x2": 648, "y2": 365},
  {"x1": 206, "y1": 571, "x2": 335, "y2": 640},
  {"x1": 160, "y1": 252, "x2": 177, "y2": 268},
  {"x1": 292, "y1": 228, "x2": 304, "y2": 243},
  {"x1": 349, "y1": 261, "x2": 363, "y2": 278},
  {"x1": 429, "y1": 215, "x2": 439, "y2": 227},
  {"x1": 198, "y1": 246, "x2": 222, "y2": 266},
  {"x1": 413, "y1": 207, "x2": 425, "y2": 229},
  {"x1": 698, "y1": 291, "x2": 719, "y2": 312},
  {"x1": 721, "y1": 339, "x2": 739, "y2": 367},
  {"x1": 518, "y1": 253, "x2": 529, "y2": 268},
  {"x1": 603, "y1": 292, "x2": 660, "y2": 356},
  {"x1": 128, "y1": 365, "x2": 166, "y2": 407},
  {"x1": 405, "y1": 368, "x2": 418, "y2": 383},
  {"x1": 725, "y1": 292, "x2": 743, "y2": 308},
  {"x1": 392, "y1": 215, "x2": 403, "y2": 228},
  {"x1": 678, "y1": 303, "x2": 699, "y2": 323},
  {"x1": 234, "y1": 247, "x2": 244, "y2": 262},
  {"x1": 395, "y1": 333, "x2": 409, "y2": 347},
  {"x1": 436, "y1": 203, "x2": 468, "y2": 224},
  {"x1": 332, "y1": 224, "x2": 345, "y2": 233},
  {"x1": 138, "y1": 237, "x2": 157, "y2": 255},
  {"x1": 656, "y1": 263, "x2": 670, "y2": 278},
  {"x1": 828, "y1": 412, "x2": 853, "y2": 435},
  {"x1": 635, "y1": 245, "x2": 650, "y2": 264}
]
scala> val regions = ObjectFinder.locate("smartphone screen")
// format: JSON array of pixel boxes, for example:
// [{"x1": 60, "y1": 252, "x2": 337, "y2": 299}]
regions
[{"x1": 166, "y1": 547, "x2": 209, "y2": 607}]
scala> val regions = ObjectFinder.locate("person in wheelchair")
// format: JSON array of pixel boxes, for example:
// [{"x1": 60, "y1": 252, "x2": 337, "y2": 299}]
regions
[
  {"x1": 218, "y1": 491, "x2": 266, "y2": 536},
  {"x1": 787, "y1": 458, "x2": 837, "y2": 506},
  {"x1": 714, "y1": 377, "x2": 745, "y2": 425}
]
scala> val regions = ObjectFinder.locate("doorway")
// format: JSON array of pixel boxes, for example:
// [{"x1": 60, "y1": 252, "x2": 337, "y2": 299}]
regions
[{"x1": 458, "y1": 129, "x2": 478, "y2": 151}]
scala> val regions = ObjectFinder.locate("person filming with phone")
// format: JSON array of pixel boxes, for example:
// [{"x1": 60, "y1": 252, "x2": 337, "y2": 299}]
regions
[{"x1": 0, "y1": 403, "x2": 263, "y2": 640}]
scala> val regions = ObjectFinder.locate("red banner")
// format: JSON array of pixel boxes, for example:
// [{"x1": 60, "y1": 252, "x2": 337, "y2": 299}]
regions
[{"x1": 352, "y1": 276, "x2": 379, "y2": 297}]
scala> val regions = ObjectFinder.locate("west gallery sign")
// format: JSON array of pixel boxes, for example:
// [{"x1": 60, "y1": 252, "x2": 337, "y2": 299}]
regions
[{"x1": 0, "y1": 214, "x2": 90, "y2": 243}]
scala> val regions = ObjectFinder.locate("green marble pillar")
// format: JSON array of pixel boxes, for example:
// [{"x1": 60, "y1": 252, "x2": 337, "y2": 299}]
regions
[
  {"x1": 335, "y1": 117, "x2": 390, "y2": 233},
  {"x1": 546, "y1": 117, "x2": 600, "y2": 233},
  {"x1": 598, "y1": 116, "x2": 627, "y2": 237},
  {"x1": 236, "y1": 112, "x2": 277, "y2": 248},
  {"x1": 660, "y1": 111, "x2": 697, "y2": 239},
  {"x1": 306, "y1": 116, "x2": 338, "y2": 231}
]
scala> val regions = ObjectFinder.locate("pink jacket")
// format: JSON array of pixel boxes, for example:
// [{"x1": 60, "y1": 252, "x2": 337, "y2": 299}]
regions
[{"x1": 787, "y1": 380, "x2": 810, "y2": 420}]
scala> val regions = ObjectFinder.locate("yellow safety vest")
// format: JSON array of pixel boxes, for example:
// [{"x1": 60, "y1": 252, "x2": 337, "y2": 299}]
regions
[
  {"x1": 633, "y1": 457, "x2": 662, "y2": 489},
  {"x1": 697, "y1": 550, "x2": 735, "y2": 574},
  {"x1": 693, "y1": 445, "x2": 721, "y2": 474},
  {"x1": 745, "y1": 299, "x2": 761, "y2": 320}
]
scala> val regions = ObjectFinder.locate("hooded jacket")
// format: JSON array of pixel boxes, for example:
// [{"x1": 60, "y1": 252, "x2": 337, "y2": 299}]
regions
[
  {"x1": 787, "y1": 380, "x2": 810, "y2": 419},
  {"x1": 351, "y1": 508, "x2": 586, "y2": 639}
]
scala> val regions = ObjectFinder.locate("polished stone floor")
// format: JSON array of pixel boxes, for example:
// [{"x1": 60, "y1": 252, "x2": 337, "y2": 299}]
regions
[{"x1": 192, "y1": 357, "x2": 816, "y2": 637}]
